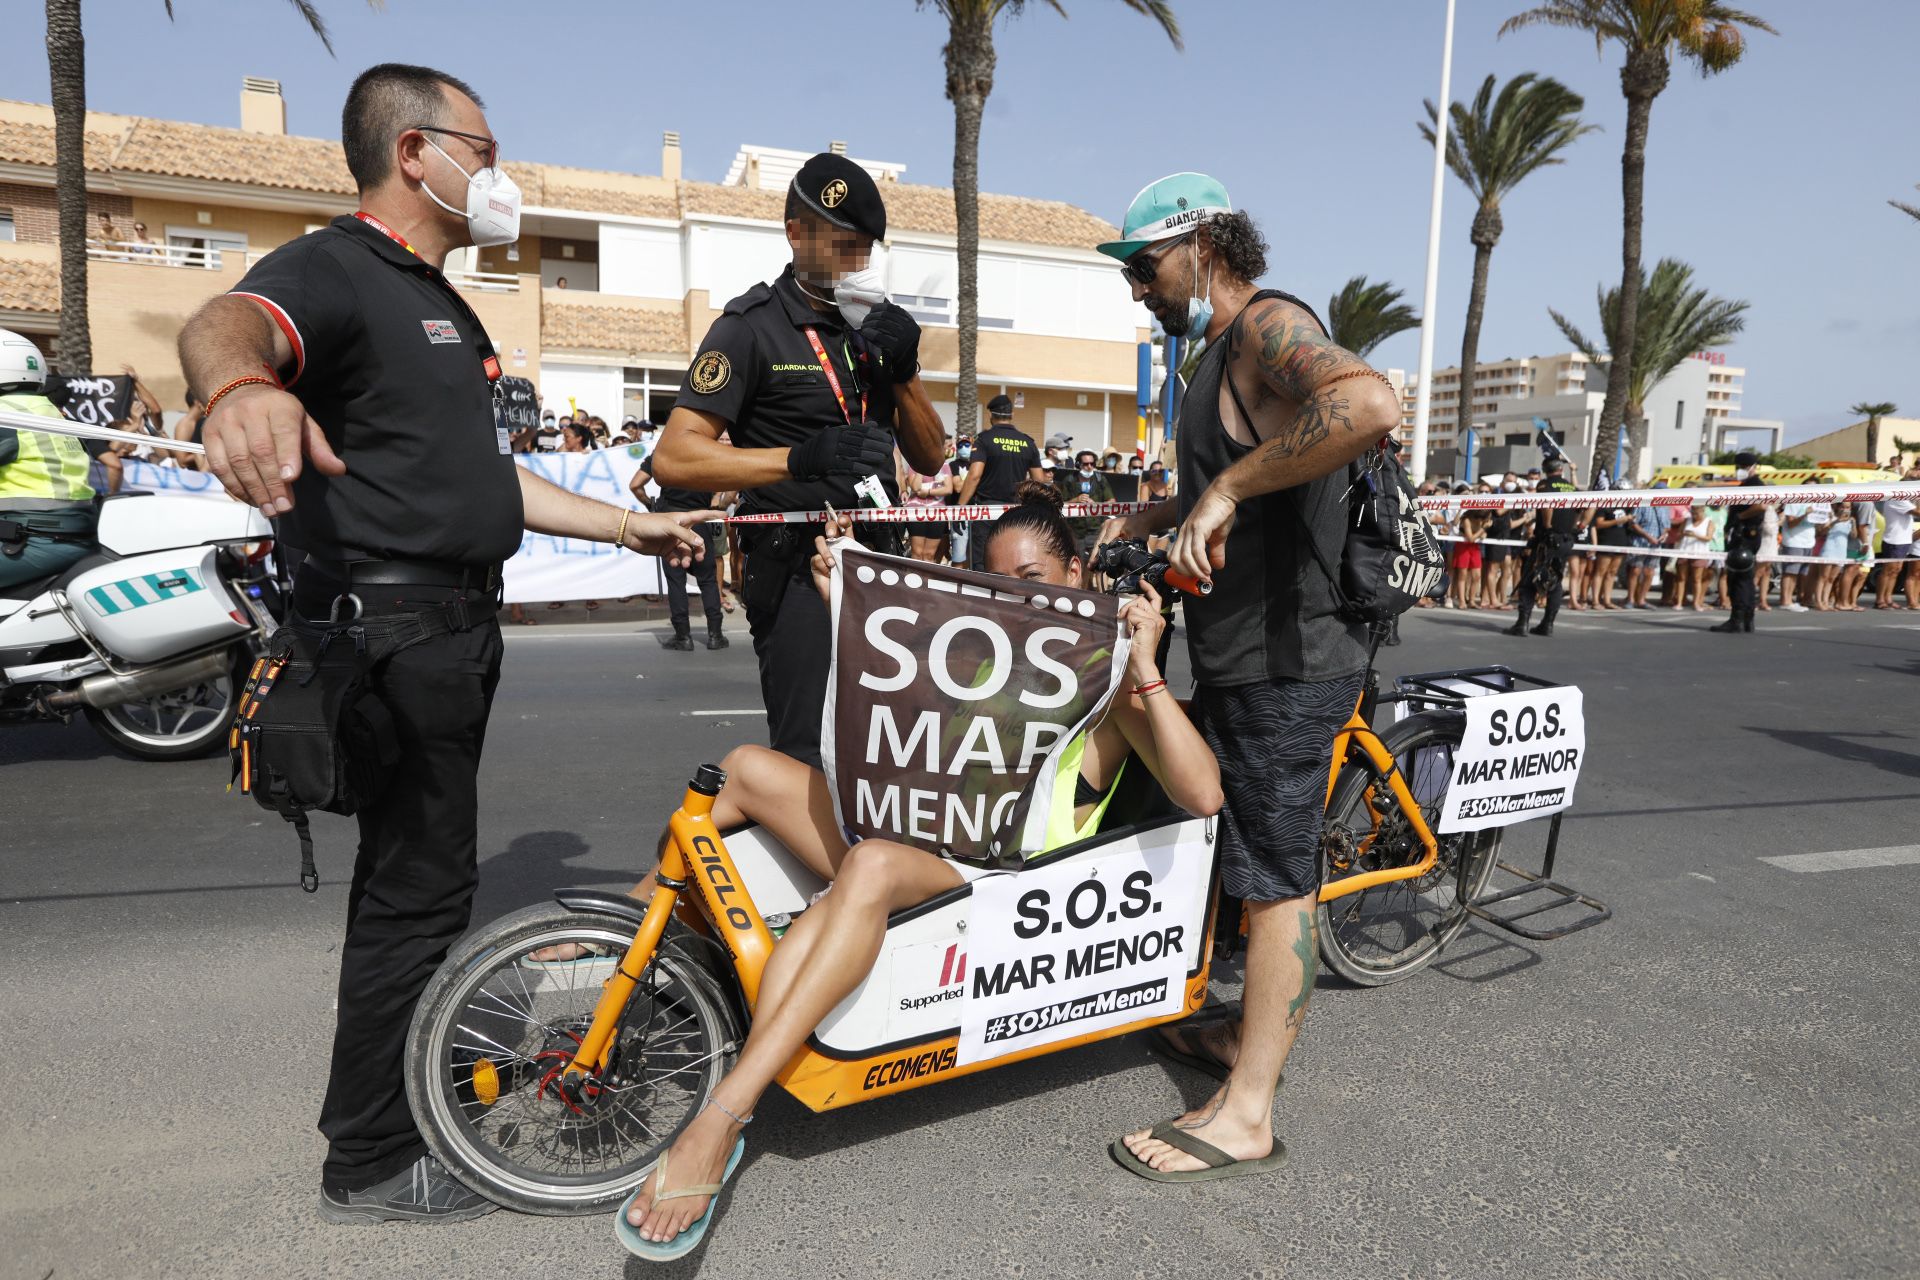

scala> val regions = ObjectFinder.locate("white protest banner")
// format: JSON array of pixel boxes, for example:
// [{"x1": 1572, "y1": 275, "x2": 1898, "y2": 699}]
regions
[
  {"x1": 505, "y1": 445, "x2": 665, "y2": 604},
  {"x1": 823, "y1": 544, "x2": 1128, "y2": 866},
  {"x1": 1438, "y1": 686, "x2": 1586, "y2": 833},
  {"x1": 121, "y1": 458, "x2": 231, "y2": 499},
  {"x1": 124, "y1": 446, "x2": 670, "y2": 605},
  {"x1": 957, "y1": 839, "x2": 1205, "y2": 1066}
]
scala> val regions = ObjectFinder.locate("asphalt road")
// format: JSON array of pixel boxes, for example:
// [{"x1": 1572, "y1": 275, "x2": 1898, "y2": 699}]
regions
[{"x1": 4, "y1": 603, "x2": 1918, "y2": 1280}]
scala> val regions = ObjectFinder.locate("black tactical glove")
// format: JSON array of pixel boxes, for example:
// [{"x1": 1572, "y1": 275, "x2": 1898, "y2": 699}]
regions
[
  {"x1": 859, "y1": 300, "x2": 921, "y2": 385},
  {"x1": 787, "y1": 420, "x2": 896, "y2": 482}
]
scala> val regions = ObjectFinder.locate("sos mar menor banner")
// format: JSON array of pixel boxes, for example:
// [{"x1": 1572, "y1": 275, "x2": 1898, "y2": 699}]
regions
[
  {"x1": 1437, "y1": 685, "x2": 1586, "y2": 832},
  {"x1": 822, "y1": 543, "x2": 1129, "y2": 868}
]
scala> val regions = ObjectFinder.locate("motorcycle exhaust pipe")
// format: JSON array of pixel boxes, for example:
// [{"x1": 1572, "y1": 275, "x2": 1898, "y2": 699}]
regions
[{"x1": 45, "y1": 648, "x2": 233, "y2": 711}]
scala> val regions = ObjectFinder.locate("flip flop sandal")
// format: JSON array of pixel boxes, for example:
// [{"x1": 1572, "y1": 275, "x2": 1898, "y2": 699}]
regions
[
  {"x1": 1109, "y1": 1122, "x2": 1287, "y2": 1184},
  {"x1": 615, "y1": 1135, "x2": 746, "y2": 1261}
]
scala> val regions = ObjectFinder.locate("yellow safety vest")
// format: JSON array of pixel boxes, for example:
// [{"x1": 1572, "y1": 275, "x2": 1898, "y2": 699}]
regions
[{"x1": 0, "y1": 392, "x2": 96, "y2": 506}]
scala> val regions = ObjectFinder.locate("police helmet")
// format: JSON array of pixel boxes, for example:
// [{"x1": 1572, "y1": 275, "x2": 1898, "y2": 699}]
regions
[
  {"x1": 0, "y1": 328, "x2": 48, "y2": 391},
  {"x1": 1725, "y1": 545, "x2": 1757, "y2": 574}
]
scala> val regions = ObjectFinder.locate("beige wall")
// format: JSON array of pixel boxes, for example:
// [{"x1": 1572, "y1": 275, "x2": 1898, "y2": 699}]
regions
[
  {"x1": 127, "y1": 197, "x2": 326, "y2": 259},
  {"x1": 468, "y1": 275, "x2": 544, "y2": 381},
  {"x1": 85, "y1": 255, "x2": 248, "y2": 406}
]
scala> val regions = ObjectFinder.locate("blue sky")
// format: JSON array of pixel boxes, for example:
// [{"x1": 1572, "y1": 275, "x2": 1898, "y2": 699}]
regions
[{"x1": 33, "y1": 0, "x2": 1920, "y2": 443}]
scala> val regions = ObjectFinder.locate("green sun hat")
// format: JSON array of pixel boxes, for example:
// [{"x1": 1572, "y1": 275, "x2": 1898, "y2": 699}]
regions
[{"x1": 1096, "y1": 172, "x2": 1233, "y2": 262}]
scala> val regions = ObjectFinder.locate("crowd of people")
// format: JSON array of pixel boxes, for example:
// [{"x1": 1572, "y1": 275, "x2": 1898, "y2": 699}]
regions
[{"x1": 1424, "y1": 462, "x2": 1920, "y2": 616}]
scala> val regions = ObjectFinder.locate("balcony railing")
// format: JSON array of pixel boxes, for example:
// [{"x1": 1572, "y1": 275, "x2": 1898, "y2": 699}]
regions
[
  {"x1": 445, "y1": 268, "x2": 520, "y2": 294},
  {"x1": 86, "y1": 240, "x2": 233, "y2": 269}
]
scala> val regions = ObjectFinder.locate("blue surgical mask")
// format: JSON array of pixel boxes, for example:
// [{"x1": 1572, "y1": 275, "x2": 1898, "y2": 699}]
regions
[{"x1": 1181, "y1": 237, "x2": 1215, "y2": 341}]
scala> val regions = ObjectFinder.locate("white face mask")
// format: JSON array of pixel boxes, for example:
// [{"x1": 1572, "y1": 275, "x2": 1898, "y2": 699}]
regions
[
  {"x1": 422, "y1": 136, "x2": 521, "y2": 248},
  {"x1": 1734, "y1": 467, "x2": 1752, "y2": 481},
  {"x1": 832, "y1": 265, "x2": 887, "y2": 328}
]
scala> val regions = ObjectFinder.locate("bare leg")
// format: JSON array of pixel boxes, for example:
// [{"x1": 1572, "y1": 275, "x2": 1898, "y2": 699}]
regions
[
  {"x1": 1123, "y1": 895, "x2": 1313, "y2": 1172},
  {"x1": 626, "y1": 840, "x2": 963, "y2": 1243}
]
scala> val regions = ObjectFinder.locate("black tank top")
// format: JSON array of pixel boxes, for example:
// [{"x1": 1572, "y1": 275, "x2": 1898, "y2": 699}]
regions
[{"x1": 1175, "y1": 289, "x2": 1369, "y2": 687}]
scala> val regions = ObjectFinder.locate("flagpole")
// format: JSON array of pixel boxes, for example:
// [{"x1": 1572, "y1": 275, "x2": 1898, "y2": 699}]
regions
[{"x1": 1408, "y1": 0, "x2": 1456, "y2": 485}]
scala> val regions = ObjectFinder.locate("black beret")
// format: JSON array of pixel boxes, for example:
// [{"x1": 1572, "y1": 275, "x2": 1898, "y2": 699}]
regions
[
  {"x1": 791, "y1": 153, "x2": 886, "y2": 240},
  {"x1": 986, "y1": 394, "x2": 1015, "y2": 417}
]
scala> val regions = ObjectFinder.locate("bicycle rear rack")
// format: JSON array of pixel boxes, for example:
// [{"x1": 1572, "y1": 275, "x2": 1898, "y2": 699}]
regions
[{"x1": 1387, "y1": 665, "x2": 1613, "y2": 942}]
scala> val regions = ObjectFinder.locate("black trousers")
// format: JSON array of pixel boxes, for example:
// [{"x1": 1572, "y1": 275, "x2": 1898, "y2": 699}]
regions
[
  {"x1": 743, "y1": 551, "x2": 829, "y2": 769},
  {"x1": 1515, "y1": 543, "x2": 1568, "y2": 621},
  {"x1": 666, "y1": 529, "x2": 723, "y2": 633},
  {"x1": 292, "y1": 573, "x2": 505, "y2": 1193},
  {"x1": 1729, "y1": 566, "x2": 1757, "y2": 612}
]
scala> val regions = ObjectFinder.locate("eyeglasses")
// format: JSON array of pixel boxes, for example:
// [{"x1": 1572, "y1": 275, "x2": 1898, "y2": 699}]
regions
[
  {"x1": 414, "y1": 125, "x2": 500, "y2": 169},
  {"x1": 1118, "y1": 234, "x2": 1191, "y2": 287}
]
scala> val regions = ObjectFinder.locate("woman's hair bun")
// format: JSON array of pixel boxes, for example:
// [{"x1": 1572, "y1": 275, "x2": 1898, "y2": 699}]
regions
[{"x1": 1014, "y1": 479, "x2": 1063, "y2": 508}]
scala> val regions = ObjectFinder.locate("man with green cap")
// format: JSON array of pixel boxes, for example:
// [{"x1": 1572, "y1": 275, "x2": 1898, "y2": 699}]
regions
[{"x1": 1093, "y1": 174, "x2": 1402, "y2": 1183}]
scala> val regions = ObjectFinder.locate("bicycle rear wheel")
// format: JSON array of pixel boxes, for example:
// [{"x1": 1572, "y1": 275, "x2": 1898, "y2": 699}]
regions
[
  {"x1": 1317, "y1": 711, "x2": 1500, "y2": 986},
  {"x1": 405, "y1": 902, "x2": 738, "y2": 1215}
]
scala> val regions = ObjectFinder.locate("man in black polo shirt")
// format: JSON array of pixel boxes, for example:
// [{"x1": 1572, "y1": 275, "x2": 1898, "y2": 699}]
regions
[
  {"x1": 178, "y1": 63, "x2": 712, "y2": 1223},
  {"x1": 633, "y1": 452, "x2": 732, "y2": 649},
  {"x1": 957, "y1": 394, "x2": 1048, "y2": 567},
  {"x1": 651, "y1": 153, "x2": 946, "y2": 768}
]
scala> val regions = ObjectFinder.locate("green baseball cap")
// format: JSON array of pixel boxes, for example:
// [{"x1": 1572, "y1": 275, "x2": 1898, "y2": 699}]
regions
[{"x1": 1096, "y1": 172, "x2": 1233, "y2": 262}]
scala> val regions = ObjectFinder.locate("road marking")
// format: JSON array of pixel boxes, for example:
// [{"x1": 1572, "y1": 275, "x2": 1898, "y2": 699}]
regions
[
  {"x1": 1760, "y1": 845, "x2": 1920, "y2": 874},
  {"x1": 686, "y1": 710, "x2": 761, "y2": 717}
]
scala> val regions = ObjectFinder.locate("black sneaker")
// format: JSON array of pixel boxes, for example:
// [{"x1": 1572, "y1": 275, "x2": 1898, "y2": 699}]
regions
[{"x1": 320, "y1": 1155, "x2": 498, "y2": 1225}]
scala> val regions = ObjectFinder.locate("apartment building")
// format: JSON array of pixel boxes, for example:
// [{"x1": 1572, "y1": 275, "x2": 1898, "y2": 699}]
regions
[
  {"x1": 0, "y1": 80, "x2": 1148, "y2": 450},
  {"x1": 1401, "y1": 348, "x2": 1779, "y2": 480}
]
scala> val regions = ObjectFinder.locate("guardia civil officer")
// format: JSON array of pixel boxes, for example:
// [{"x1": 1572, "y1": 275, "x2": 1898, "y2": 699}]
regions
[
  {"x1": 1711, "y1": 449, "x2": 1766, "y2": 634},
  {"x1": 651, "y1": 154, "x2": 946, "y2": 768},
  {"x1": 177, "y1": 64, "x2": 712, "y2": 1223},
  {"x1": 1505, "y1": 455, "x2": 1588, "y2": 637}
]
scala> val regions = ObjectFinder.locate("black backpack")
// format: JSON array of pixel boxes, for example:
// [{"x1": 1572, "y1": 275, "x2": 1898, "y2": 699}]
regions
[{"x1": 1295, "y1": 445, "x2": 1448, "y2": 625}]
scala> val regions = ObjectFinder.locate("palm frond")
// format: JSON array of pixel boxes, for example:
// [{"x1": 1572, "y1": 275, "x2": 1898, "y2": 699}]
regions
[
  {"x1": 1849, "y1": 401, "x2": 1897, "y2": 419},
  {"x1": 1549, "y1": 306, "x2": 1603, "y2": 363},
  {"x1": 1327, "y1": 275, "x2": 1419, "y2": 359},
  {"x1": 164, "y1": 0, "x2": 380, "y2": 56},
  {"x1": 1562, "y1": 257, "x2": 1747, "y2": 403},
  {"x1": 1115, "y1": 0, "x2": 1182, "y2": 49},
  {"x1": 1422, "y1": 72, "x2": 1596, "y2": 206}
]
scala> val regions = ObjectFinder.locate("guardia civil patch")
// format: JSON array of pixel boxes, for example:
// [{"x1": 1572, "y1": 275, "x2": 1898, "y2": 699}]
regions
[{"x1": 689, "y1": 350, "x2": 731, "y2": 394}]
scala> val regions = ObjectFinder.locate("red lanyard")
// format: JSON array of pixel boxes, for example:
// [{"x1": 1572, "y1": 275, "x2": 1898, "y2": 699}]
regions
[
  {"x1": 352, "y1": 212, "x2": 502, "y2": 382},
  {"x1": 803, "y1": 327, "x2": 866, "y2": 425},
  {"x1": 353, "y1": 211, "x2": 422, "y2": 259}
]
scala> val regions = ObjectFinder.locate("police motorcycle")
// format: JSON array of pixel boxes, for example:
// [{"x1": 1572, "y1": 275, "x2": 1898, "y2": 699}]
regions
[{"x1": 0, "y1": 479, "x2": 277, "y2": 760}]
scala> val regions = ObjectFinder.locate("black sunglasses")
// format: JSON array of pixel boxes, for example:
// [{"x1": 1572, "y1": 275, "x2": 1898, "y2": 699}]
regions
[
  {"x1": 1119, "y1": 234, "x2": 1191, "y2": 287},
  {"x1": 414, "y1": 125, "x2": 500, "y2": 169}
]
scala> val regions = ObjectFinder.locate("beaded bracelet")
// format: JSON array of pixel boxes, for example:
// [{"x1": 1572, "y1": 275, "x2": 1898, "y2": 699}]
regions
[{"x1": 615, "y1": 508, "x2": 632, "y2": 550}]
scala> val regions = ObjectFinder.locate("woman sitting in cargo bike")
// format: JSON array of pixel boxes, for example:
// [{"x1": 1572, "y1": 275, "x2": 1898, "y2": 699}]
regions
[{"x1": 607, "y1": 483, "x2": 1223, "y2": 1256}]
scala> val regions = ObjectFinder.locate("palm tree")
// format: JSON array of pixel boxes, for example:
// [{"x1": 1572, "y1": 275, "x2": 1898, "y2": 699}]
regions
[
  {"x1": 919, "y1": 1, "x2": 1180, "y2": 442},
  {"x1": 1549, "y1": 257, "x2": 1746, "y2": 482},
  {"x1": 1502, "y1": 1, "x2": 1774, "y2": 479},
  {"x1": 44, "y1": 0, "x2": 345, "y2": 372},
  {"x1": 1420, "y1": 73, "x2": 1594, "y2": 449},
  {"x1": 1850, "y1": 400, "x2": 1897, "y2": 468},
  {"x1": 1326, "y1": 275, "x2": 1420, "y2": 359}
]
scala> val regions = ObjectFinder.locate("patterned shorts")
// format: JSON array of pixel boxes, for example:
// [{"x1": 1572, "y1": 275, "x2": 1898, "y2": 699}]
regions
[{"x1": 1193, "y1": 672, "x2": 1366, "y2": 903}]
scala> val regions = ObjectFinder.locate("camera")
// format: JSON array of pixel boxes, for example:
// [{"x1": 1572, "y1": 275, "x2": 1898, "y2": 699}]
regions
[{"x1": 1091, "y1": 537, "x2": 1211, "y2": 598}]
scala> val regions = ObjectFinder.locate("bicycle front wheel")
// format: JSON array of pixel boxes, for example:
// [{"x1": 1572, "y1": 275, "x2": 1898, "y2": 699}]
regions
[
  {"x1": 405, "y1": 902, "x2": 737, "y2": 1215},
  {"x1": 1317, "y1": 711, "x2": 1500, "y2": 986}
]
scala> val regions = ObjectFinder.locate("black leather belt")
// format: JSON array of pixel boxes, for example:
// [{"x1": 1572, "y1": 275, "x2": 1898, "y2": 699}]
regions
[{"x1": 304, "y1": 556, "x2": 501, "y2": 592}]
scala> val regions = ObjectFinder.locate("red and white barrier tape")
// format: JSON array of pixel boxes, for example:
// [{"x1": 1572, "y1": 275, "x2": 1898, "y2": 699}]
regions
[{"x1": 1434, "y1": 534, "x2": 1880, "y2": 567}]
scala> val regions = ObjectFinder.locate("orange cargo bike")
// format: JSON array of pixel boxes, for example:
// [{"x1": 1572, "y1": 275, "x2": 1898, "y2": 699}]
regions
[{"x1": 403, "y1": 665, "x2": 1563, "y2": 1215}]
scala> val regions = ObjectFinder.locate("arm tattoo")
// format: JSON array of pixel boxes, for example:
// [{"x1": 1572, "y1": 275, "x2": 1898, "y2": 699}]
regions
[
  {"x1": 1251, "y1": 303, "x2": 1351, "y2": 403},
  {"x1": 1257, "y1": 392, "x2": 1352, "y2": 466}
]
